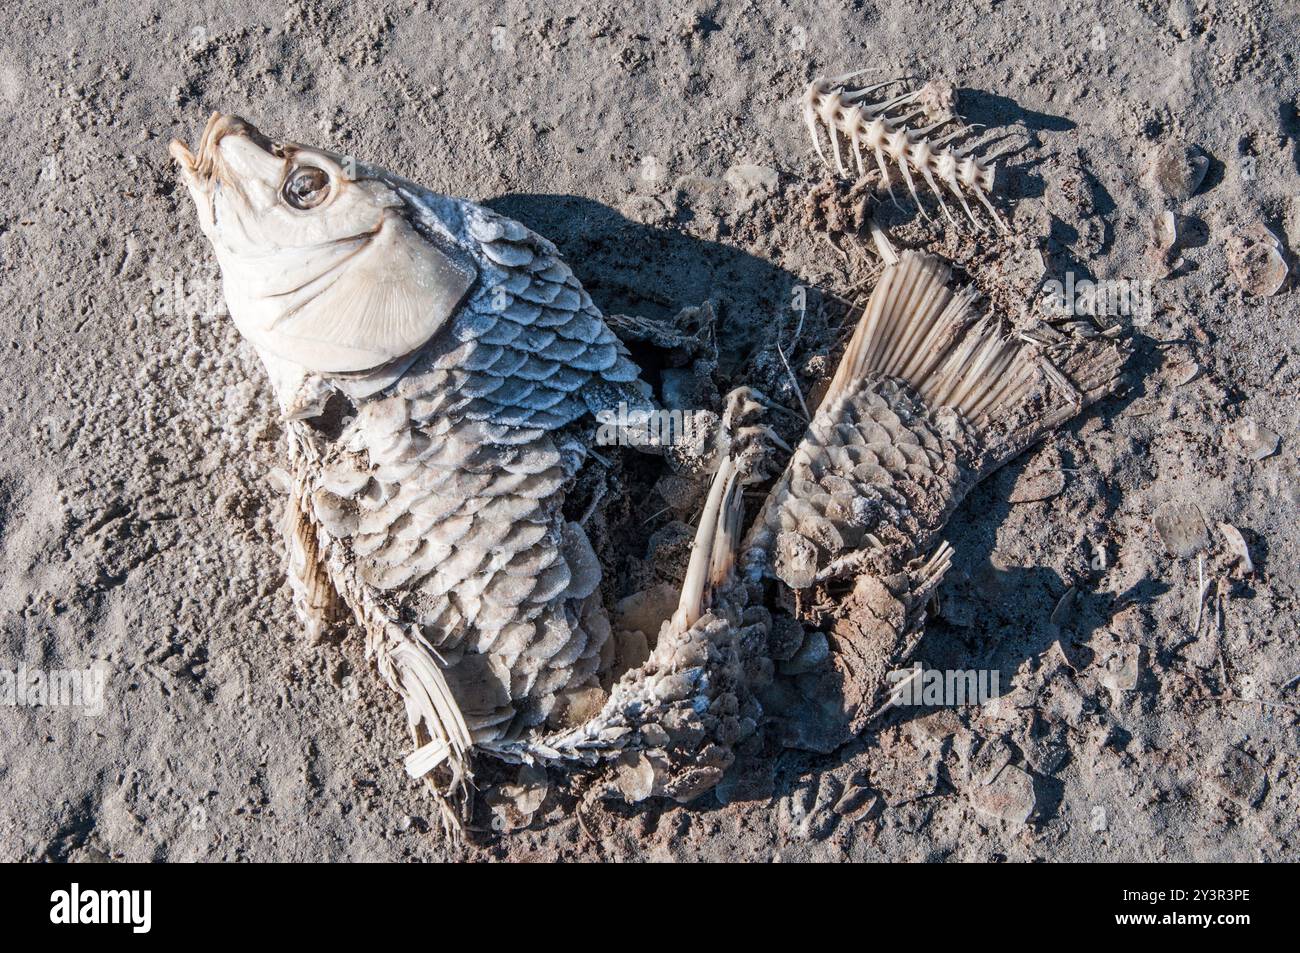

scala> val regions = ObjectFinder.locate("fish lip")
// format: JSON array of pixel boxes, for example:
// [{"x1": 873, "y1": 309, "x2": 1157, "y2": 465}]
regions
[
  {"x1": 168, "y1": 112, "x2": 277, "y2": 186},
  {"x1": 168, "y1": 137, "x2": 196, "y2": 169}
]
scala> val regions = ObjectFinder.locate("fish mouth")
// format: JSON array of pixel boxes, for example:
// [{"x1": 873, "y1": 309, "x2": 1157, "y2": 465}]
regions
[{"x1": 169, "y1": 112, "x2": 280, "y2": 188}]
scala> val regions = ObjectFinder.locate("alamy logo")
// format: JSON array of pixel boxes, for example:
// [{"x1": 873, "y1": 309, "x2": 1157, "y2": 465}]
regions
[
  {"x1": 1040, "y1": 272, "x2": 1151, "y2": 324},
  {"x1": 49, "y1": 883, "x2": 151, "y2": 934},
  {"x1": 594, "y1": 401, "x2": 711, "y2": 447},
  {"x1": 0, "y1": 665, "x2": 105, "y2": 716},
  {"x1": 886, "y1": 663, "x2": 1001, "y2": 706}
]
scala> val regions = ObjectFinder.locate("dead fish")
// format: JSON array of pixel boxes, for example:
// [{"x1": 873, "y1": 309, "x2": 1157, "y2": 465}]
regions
[{"x1": 170, "y1": 114, "x2": 768, "y2": 830}]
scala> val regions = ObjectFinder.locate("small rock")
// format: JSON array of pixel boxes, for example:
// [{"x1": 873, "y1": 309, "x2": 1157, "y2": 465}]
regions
[
  {"x1": 832, "y1": 781, "x2": 880, "y2": 821},
  {"x1": 1153, "y1": 209, "x2": 1178, "y2": 250},
  {"x1": 1009, "y1": 469, "x2": 1066, "y2": 504},
  {"x1": 970, "y1": 764, "x2": 1037, "y2": 823},
  {"x1": 1101, "y1": 643, "x2": 1142, "y2": 696},
  {"x1": 1225, "y1": 417, "x2": 1279, "y2": 460},
  {"x1": 1146, "y1": 139, "x2": 1208, "y2": 201},
  {"x1": 724, "y1": 163, "x2": 779, "y2": 208},
  {"x1": 1153, "y1": 500, "x2": 1210, "y2": 557},
  {"x1": 1148, "y1": 209, "x2": 1182, "y2": 277},
  {"x1": 779, "y1": 630, "x2": 829, "y2": 676},
  {"x1": 1209, "y1": 746, "x2": 1267, "y2": 807},
  {"x1": 1217, "y1": 523, "x2": 1254, "y2": 575},
  {"x1": 1225, "y1": 224, "x2": 1288, "y2": 296}
]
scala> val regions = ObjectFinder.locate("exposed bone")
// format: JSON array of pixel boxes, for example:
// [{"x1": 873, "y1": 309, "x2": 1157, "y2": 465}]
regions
[{"x1": 804, "y1": 75, "x2": 1008, "y2": 231}]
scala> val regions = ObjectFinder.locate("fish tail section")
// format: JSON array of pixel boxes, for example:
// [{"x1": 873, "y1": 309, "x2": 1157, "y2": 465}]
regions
[
  {"x1": 744, "y1": 251, "x2": 1124, "y2": 590},
  {"x1": 822, "y1": 250, "x2": 1123, "y2": 477}
]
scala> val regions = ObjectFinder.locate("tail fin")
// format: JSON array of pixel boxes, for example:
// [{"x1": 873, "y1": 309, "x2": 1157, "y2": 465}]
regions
[{"x1": 822, "y1": 251, "x2": 1123, "y2": 472}]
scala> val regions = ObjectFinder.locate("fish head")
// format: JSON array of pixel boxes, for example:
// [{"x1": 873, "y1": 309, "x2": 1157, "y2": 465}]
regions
[{"x1": 170, "y1": 113, "x2": 475, "y2": 375}]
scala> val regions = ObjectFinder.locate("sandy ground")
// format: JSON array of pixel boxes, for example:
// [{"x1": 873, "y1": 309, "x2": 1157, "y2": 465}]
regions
[{"x1": 0, "y1": 0, "x2": 1297, "y2": 861}]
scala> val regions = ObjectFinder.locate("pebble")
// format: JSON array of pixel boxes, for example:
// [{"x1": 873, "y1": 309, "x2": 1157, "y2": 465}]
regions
[
  {"x1": 833, "y1": 781, "x2": 880, "y2": 821},
  {"x1": 1225, "y1": 225, "x2": 1288, "y2": 296},
  {"x1": 1209, "y1": 746, "x2": 1267, "y2": 808},
  {"x1": 1147, "y1": 139, "x2": 1208, "y2": 201},
  {"x1": 1152, "y1": 500, "x2": 1210, "y2": 557},
  {"x1": 1101, "y1": 644, "x2": 1143, "y2": 696},
  {"x1": 970, "y1": 764, "x2": 1037, "y2": 824},
  {"x1": 1225, "y1": 417, "x2": 1279, "y2": 461},
  {"x1": 1217, "y1": 523, "x2": 1253, "y2": 575},
  {"x1": 1153, "y1": 210, "x2": 1177, "y2": 250},
  {"x1": 723, "y1": 163, "x2": 778, "y2": 210}
]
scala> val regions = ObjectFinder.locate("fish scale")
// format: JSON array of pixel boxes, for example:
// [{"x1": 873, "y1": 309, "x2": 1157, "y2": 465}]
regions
[
  {"x1": 748, "y1": 376, "x2": 978, "y2": 589},
  {"x1": 301, "y1": 210, "x2": 647, "y2": 741}
]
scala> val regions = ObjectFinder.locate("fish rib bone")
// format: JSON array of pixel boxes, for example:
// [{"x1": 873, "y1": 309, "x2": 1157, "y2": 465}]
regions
[{"x1": 802, "y1": 75, "x2": 1008, "y2": 232}]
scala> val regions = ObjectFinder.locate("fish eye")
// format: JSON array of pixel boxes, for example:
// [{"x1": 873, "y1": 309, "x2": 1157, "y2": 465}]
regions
[{"x1": 283, "y1": 166, "x2": 331, "y2": 210}]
